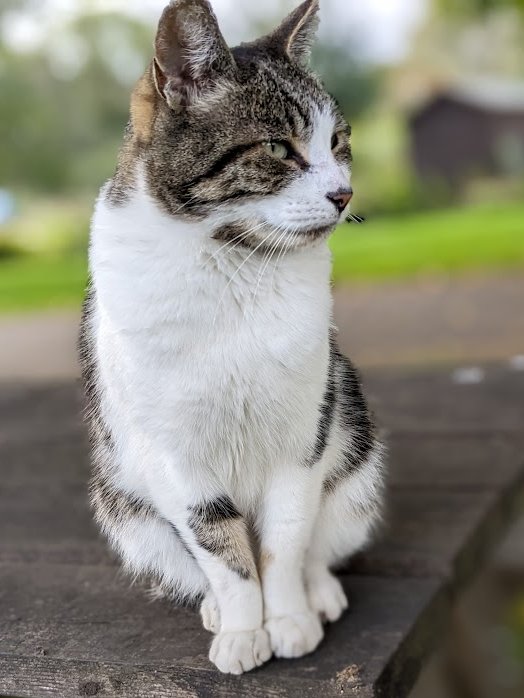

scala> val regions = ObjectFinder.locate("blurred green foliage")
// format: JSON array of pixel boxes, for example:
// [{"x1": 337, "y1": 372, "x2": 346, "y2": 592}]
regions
[
  {"x1": 437, "y1": 0, "x2": 524, "y2": 16},
  {"x1": 2, "y1": 202, "x2": 524, "y2": 312},
  {"x1": 0, "y1": 11, "x2": 151, "y2": 193},
  {"x1": 1, "y1": 1, "x2": 524, "y2": 315},
  {"x1": 0, "y1": 5, "x2": 377, "y2": 198},
  {"x1": 330, "y1": 202, "x2": 524, "y2": 282},
  {"x1": 0, "y1": 238, "x2": 26, "y2": 260},
  {"x1": 0, "y1": 197, "x2": 90, "y2": 254},
  {"x1": 311, "y1": 43, "x2": 379, "y2": 121},
  {"x1": 0, "y1": 253, "x2": 87, "y2": 312}
]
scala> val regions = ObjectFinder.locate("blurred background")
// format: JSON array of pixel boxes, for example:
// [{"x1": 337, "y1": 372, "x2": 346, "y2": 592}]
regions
[
  {"x1": 1, "y1": 0, "x2": 523, "y2": 316},
  {"x1": 0, "y1": 1, "x2": 523, "y2": 695}
]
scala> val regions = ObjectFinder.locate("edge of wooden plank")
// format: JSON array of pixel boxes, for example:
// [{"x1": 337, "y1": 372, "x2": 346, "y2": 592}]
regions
[
  {"x1": 0, "y1": 653, "x2": 373, "y2": 698},
  {"x1": 372, "y1": 463, "x2": 524, "y2": 697}
]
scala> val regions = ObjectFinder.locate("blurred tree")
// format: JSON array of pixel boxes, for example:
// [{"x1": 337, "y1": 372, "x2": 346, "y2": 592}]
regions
[
  {"x1": 0, "y1": 11, "x2": 150, "y2": 194},
  {"x1": 0, "y1": 3, "x2": 377, "y2": 195},
  {"x1": 437, "y1": 0, "x2": 524, "y2": 16},
  {"x1": 390, "y1": 0, "x2": 524, "y2": 108},
  {"x1": 311, "y1": 43, "x2": 379, "y2": 120},
  {"x1": 0, "y1": 0, "x2": 35, "y2": 9}
]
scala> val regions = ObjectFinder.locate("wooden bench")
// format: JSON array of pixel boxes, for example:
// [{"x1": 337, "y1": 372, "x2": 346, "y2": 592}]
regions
[{"x1": 1, "y1": 365, "x2": 523, "y2": 697}]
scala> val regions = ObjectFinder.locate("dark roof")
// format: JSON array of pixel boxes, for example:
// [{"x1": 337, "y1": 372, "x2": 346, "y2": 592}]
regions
[{"x1": 421, "y1": 77, "x2": 524, "y2": 114}]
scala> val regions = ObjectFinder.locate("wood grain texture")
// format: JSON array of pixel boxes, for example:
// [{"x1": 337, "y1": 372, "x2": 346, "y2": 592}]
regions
[
  {"x1": 1, "y1": 365, "x2": 523, "y2": 697},
  {"x1": 0, "y1": 565, "x2": 438, "y2": 698}
]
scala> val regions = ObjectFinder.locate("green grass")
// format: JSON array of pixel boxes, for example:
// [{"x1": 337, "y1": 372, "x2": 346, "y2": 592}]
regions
[
  {"x1": 330, "y1": 202, "x2": 524, "y2": 282},
  {"x1": 0, "y1": 254, "x2": 88, "y2": 312},
  {"x1": 0, "y1": 203, "x2": 523, "y2": 313}
]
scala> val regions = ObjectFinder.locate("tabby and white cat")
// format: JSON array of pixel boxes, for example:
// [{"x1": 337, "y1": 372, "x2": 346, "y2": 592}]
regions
[{"x1": 80, "y1": 0, "x2": 384, "y2": 675}]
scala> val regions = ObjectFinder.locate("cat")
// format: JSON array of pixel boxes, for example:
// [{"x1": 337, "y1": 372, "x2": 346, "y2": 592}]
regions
[{"x1": 79, "y1": 0, "x2": 384, "y2": 675}]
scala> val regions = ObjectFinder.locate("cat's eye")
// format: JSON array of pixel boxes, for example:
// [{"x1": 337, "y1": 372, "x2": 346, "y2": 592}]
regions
[
  {"x1": 263, "y1": 141, "x2": 290, "y2": 160},
  {"x1": 331, "y1": 131, "x2": 345, "y2": 150}
]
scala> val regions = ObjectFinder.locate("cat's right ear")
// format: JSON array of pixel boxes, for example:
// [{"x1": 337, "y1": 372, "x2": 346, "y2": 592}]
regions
[{"x1": 153, "y1": 0, "x2": 235, "y2": 111}]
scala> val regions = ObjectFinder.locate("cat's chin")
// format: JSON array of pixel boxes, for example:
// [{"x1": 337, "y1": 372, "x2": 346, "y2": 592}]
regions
[
  {"x1": 210, "y1": 220, "x2": 335, "y2": 253},
  {"x1": 302, "y1": 224, "x2": 335, "y2": 239},
  {"x1": 292, "y1": 224, "x2": 335, "y2": 246}
]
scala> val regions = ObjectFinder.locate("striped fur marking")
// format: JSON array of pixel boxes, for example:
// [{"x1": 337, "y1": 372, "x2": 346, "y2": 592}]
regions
[{"x1": 188, "y1": 497, "x2": 257, "y2": 580}]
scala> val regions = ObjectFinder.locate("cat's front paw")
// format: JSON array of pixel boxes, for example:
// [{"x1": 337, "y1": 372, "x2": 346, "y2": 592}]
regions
[
  {"x1": 209, "y1": 629, "x2": 271, "y2": 674},
  {"x1": 306, "y1": 569, "x2": 349, "y2": 623},
  {"x1": 200, "y1": 591, "x2": 220, "y2": 634},
  {"x1": 265, "y1": 611, "x2": 323, "y2": 658}
]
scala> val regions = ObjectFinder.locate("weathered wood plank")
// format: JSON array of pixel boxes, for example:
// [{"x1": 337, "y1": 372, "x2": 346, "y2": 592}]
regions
[
  {"x1": 1, "y1": 366, "x2": 523, "y2": 696},
  {"x1": 0, "y1": 431, "x2": 89, "y2": 483},
  {"x1": 0, "y1": 483, "x2": 95, "y2": 544},
  {"x1": 365, "y1": 365, "x2": 524, "y2": 433},
  {"x1": 2, "y1": 365, "x2": 524, "y2": 439},
  {"x1": 0, "y1": 564, "x2": 440, "y2": 697},
  {"x1": 0, "y1": 383, "x2": 82, "y2": 442},
  {"x1": 0, "y1": 481, "x2": 498, "y2": 575},
  {"x1": 352, "y1": 469, "x2": 524, "y2": 579},
  {"x1": 0, "y1": 654, "x2": 378, "y2": 698},
  {"x1": 1, "y1": 453, "x2": 521, "y2": 576},
  {"x1": 4, "y1": 428, "x2": 522, "y2": 489},
  {"x1": 387, "y1": 432, "x2": 524, "y2": 488}
]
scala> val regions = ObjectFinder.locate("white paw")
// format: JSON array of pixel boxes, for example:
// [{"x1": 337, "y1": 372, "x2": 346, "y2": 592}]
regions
[
  {"x1": 265, "y1": 612, "x2": 323, "y2": 658},
  {"x1": 200, "y1": 591, "x2": 221, "y2": 634},
  {"x1": 209, "y1": 629, "x2": 271, "y2": 674},
  {"x1": 306, "y1": 570, "x2": 349, "y2": 623}
]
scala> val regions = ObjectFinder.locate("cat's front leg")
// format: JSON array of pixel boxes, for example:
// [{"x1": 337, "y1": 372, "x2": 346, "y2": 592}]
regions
[
  {"x1": 152, "y1": 485, "x2": 271, "y2": 674},
  {"x1": 259, "y1": 466, "x2": 324, "y2": 658}
]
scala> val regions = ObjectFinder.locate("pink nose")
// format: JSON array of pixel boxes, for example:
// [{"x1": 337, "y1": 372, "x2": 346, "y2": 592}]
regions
[{"x1": 327, "y1": 188, "x2": 353, "y2": 213}]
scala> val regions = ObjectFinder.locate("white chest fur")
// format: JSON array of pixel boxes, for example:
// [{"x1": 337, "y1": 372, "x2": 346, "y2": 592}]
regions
[{"x1": 89, "y1": 175, "x2": 333, "y2": 506}]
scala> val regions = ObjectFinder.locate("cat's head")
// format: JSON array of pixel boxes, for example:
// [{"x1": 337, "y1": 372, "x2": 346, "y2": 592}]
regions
[{"x1": 115, "y1": 0, "x2": 352, "y2": 250}]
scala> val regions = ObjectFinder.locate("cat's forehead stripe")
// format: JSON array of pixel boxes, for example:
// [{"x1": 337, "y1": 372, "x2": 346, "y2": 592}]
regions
[
  {"x1": 256, "y1": 61, "x2": 330, "y2": 138},
  {"x1": 292, "y1": 107, "x2": 335, "y2": 163},
  {"x1": 309, "y1": 108, "x2": 336, "y2": 156}
]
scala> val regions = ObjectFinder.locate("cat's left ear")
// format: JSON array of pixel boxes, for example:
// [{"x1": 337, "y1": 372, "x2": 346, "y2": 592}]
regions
[
  {"x1": 153, "y1": 0, "x2": 235, "y2": 110},
  {"x1": 260, "y1": 0, "x2": 320, "y2": 68}
]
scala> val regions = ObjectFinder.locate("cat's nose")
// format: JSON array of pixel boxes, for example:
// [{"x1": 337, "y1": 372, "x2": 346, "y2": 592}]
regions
[{"x1": 326, "y1": 188, "x2": 353, "y2": 213}]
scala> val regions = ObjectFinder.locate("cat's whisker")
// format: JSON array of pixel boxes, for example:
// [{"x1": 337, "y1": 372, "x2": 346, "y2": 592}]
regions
[
  {"x1": 206, "y1": 221, "x2": 266, "y2": 263},
  {"x1": 269, "y1": 225, "x2": 295, "y2": 293},
  {"x1": 345, "y1": 213, "x2": 365, "y2": 224},
  {"x1": 203, "y1": 224, "x2": 269, "y2": 281},
  {"x1": 276, "y1": 227, "x2": 299, "y2": 285},
  {"x1": 204, "y1": 231, "x2": 252, "y2": 266},
  {"x1": 211, "y1": 227, "x2": 277, "y2": 326},
  {"x1": 172, "y1": 193, "x2": 200, "y2": 214},
  {"x1": 254, "y1": 225, "x2": 286, "y2": 286},
  {"x1": 249, "y1": 225, "x2": 288, "y2": 315},
  {"x1": 248, "y1": 233, "x2": 277, "y2": 315},
  {"x1": 265, "y1": 226, "x2": 288, "y2": 294}
]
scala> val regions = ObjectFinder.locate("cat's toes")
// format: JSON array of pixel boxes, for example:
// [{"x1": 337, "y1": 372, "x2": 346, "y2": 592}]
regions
[
  {"x1": 209, "y1": 629, "x2": 271, "y2": 674},
  {"x1": 200, "y1": 591, "x2": 221, "y2": 634},
  {"x1": 306, "y1": 570, "x2": 349, "y2": 623},
  {"x1": 265, "y1": 611, "x2": 323, "y2": 658}
]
